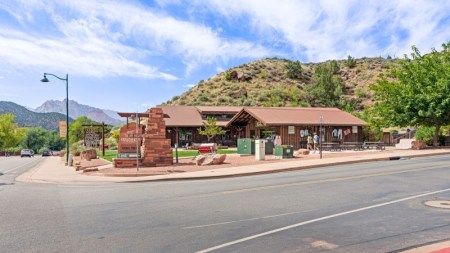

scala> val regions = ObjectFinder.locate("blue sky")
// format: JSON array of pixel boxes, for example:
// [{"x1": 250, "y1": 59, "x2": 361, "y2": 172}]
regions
[{"x1": 0, "y1": 0, "x2": 449, "y2": 112}]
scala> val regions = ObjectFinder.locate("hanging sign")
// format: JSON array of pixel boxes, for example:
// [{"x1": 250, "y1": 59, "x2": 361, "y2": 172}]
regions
[
  {"x1": 59, "y1": 121, "x2": 67, "y2": 138},
  {"x1": 288, "y1": 126, "x2": 295, "y2": 134}
]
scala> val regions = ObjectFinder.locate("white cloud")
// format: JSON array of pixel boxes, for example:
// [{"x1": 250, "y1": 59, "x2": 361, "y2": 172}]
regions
[
  {"x1": 0, "y1": 27, "x2": 177, "y2": 80},
  {"x1": 0, "y1": 0, "x2": 273, "y2": 79},
  {"x1": 184, "y1": 84, "x2": 196, "y2": 88},
  {"x1": 191, "y1": 0, "x2": 450, "y2": 61}
]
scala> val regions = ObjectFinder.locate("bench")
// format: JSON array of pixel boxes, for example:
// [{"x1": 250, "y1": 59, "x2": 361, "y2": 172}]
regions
[
  {"x1": 198, "y1": 146, "x2": 214, "y2": 154},
  {"x1": 363, "y1": 142, "x2": 386, "y2": 150},
  {"x1": 195, "y1": 143, "x2": 217, "y2": 157},
  {"x1": 341, "y1": 142, "x2": 364, "y2": 151},
  {"x1": 320, "y1": 142, "x2": 342, "y2": 151}
]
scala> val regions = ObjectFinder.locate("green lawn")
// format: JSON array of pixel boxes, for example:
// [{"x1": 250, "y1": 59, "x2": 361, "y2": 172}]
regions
[
  {"x1": 97, "y1": 150, "x2": 118, "y2": 162},
  {"x1": 98, "y1": 149, "x2": 237, "y2": 162}
]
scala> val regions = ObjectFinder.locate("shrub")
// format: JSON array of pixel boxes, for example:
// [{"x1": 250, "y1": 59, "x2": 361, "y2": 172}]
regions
[
  {"x1": 415, "y1": 126, "x2": 443, "y2": 146},
  {"x1": 70, "y1": 142, "x2": 86, "y2": 156},
  {"x1": 355, "y1": 87, "x2": 367, "y2": 98},
  {"x1": 284, "y1": 60, "x2": 302, "y2": 79},
  {"x1": 224, "y1": 71, "x2": 232, "y2": 81},
  {"x1": 345, "y1": 55, "x2": 357, "y2": 68},
  {"x1": 259, "y1": 70, "x2": 268, "y2": 79}
]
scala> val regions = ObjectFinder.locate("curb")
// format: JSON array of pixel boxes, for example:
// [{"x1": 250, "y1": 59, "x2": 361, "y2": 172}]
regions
[
  {"x1": 114, "y1": 152, "x2": 450, "y2": 183},
  {"x1": 16, "y1": 151, "x2": 450, "y2": 184}
]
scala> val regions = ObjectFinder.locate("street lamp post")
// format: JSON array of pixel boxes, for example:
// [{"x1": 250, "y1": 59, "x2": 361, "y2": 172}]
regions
[
  {"x1": 41, "y1": 73, "x2": 69, "y2": 165},
  {"x1": 319, "y1": 116, "x2": 323, "y2": 159}
]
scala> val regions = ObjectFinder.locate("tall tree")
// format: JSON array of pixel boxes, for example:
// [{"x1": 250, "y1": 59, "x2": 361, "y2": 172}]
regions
[
  {"x1": 0, "y1": 113, "x2": 25, "y2": 149},
  {"x1": 21, "y1": 127, "x2": 48, "y2": 153},
  {"x1": 197, "y1": 117, "x2": 226, "y2": 142},
  {"x1": 370, "y1": 42, "x2": 450, "y2": 146}
]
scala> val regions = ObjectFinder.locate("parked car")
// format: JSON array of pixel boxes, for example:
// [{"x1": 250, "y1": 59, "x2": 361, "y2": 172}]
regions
[
  {"x1": 20, "y1": 149, "x2": 34, "y2": 158},
  {"x1": 42, "y1": 150, "x2": 51, "y2": 157}
]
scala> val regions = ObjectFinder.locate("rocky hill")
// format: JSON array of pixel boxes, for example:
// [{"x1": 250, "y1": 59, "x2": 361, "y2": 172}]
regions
[
  {"x1": 0, "y1": 101, "x2": 73, "y2": 131},
  {"x1": 35, "y1": 99, "x2": 123, "y2": 126},
  {"x1": 164, "y1": 57, "x2": 393, "y2": 111}
]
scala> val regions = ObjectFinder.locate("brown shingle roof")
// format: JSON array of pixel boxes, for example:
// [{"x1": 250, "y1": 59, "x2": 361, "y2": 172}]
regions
[
  {"x1": 227, "y1": 107, "x2": 366, "y2": 126},
  {"x1": 157, "y1": 106, "x2": 204, "y2": 127},
  {"x1": 196, "y1": 106, "x2": 243, "y2": 113}
]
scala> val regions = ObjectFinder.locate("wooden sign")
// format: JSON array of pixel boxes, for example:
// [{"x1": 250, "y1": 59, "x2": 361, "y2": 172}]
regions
[
  {"x1": 59, "y1": 121, "x2": 67, "y2": 138},
  {"x1": 84, "y1": 127, "x2": 101, "y2": 147}
]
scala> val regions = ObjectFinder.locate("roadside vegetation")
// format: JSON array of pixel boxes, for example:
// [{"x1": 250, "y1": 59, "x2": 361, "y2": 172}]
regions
[
  {"x1": 367, "y1": 42, "x2": 450, "y2": 146},
  {"x1": 98, "y1": 149, "x2": 237, "y2": 162},
  {"x1": 0, "y1": 113, "x2": 65, "y2": 154}
]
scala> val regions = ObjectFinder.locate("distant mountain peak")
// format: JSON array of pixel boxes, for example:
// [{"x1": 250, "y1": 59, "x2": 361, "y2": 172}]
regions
[{"x1": 35, "y1": 99, "x2": 123, "y2": 125}]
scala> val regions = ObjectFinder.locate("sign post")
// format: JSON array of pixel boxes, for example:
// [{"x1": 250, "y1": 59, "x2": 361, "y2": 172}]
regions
[
  {"x1": 82, "y1": 122, "x2": 106, "y2": 156},
  {"x1": 319, "y1": 116, "x2": 323, "y2": 159}
]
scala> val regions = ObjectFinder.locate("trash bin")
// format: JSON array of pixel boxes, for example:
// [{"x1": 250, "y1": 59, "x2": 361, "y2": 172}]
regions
[
  {"x1": 274, "y1": 145, "x2": 294, "y2": 158},
  {"x1": 264, "y1": 139, "x2": 274, "y2": 154},
  {"x1": 237, "y1": 138, "x2": 255, "y2": 155},
  {"x1": 255, "y1": 139, "x2": 266, "y2": 161}
]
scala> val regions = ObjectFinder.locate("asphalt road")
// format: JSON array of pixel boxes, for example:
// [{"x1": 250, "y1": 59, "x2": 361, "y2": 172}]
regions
[{"x1": 0, "y1": 155, "x2": 449, "y2": 253}]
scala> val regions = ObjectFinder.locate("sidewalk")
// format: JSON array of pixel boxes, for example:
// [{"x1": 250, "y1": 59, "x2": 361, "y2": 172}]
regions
[{"x1": 16, "y1": 148, "x2": 450, "y2": 184}]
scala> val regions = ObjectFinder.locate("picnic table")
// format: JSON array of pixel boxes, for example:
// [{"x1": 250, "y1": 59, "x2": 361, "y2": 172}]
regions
[
  {"x1": 321, "y1": 142, "x2": 342, "y2": 151},
  {"x1": 341, "y1": 142, "x2": 364, "y2": 151},
  {"x1": 363, "y1": 142, "x2": 386, "y2": 150}
]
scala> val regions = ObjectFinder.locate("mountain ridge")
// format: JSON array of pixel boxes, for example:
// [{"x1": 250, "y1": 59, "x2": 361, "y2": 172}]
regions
[
  {"x1": 0, "y1": 101, "x2": 73, "y2": 131},
  {"x1": 34, "y1": 99, "x2": 123, "y2": 126}
]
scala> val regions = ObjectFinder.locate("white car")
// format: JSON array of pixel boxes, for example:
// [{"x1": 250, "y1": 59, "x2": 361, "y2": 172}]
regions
[{"x1": 20, "y1": 149, "x2": 34, "y2": 158}]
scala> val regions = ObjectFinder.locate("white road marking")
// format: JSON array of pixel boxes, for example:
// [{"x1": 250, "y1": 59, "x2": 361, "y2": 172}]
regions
[
  {"x1": 196, "y1": 188, "x2": 450, "y2": 253},
  {"x1": 183, "y1": 209, "x2": 317, "y2": 229},
  {"x1": 1, "y1": 159, "x2": 41, "y2": 174},
  {"x1": 220, "y1": 164, "x2": 446, "y2": 195}
]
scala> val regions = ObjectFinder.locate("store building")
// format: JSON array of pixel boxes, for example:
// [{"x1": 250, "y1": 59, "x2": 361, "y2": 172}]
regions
[{"x1": 119, "y1": 106, "x2": 366, "y2": 149}]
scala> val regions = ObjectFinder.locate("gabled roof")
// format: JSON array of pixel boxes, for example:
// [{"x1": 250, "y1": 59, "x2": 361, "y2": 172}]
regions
[{"x1": 227, "y1": 107, "x2": 366, "y2": 127}]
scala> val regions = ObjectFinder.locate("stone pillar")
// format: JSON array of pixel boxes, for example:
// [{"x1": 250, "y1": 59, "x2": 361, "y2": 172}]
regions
[{"x1": 141, "y1": 108, "x2": 173, "y2": 167}]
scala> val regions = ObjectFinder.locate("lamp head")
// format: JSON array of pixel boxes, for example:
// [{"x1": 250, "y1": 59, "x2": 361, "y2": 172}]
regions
[{"x1": 40, "y1": 74, "x2": 49, "y2": 82}]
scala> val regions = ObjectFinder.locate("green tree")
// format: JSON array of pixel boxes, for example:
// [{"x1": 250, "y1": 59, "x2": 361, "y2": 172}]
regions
[
  {"x1": 284, "y1": 60, "x2": 302, "y2": 79},
  {"x1": 197, "y1": 117, "x2": 226, "y2": 142},
  {"x1": 303, "y1": 60, "x2": 344, "y2": 107},
  {"x1": 46, "y1": 131, "x2": 65, "y2": 151},
  {"x1": 21, "y1": 127, "x2": 48, "y2": 153},
  {"x1": 0, "y1": 113, "x2": 26, "y2": 149},
  {"x1": 370, "y1": 42, "x2": 450, "y2": 146}
]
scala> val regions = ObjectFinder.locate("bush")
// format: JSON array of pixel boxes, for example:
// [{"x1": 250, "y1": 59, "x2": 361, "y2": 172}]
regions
[
  {"x1": 259, "y1": 70, "x2": 268, "y2": 79},
  {"x1": 415, "y1": 126, "x2": 437, "y2": 146},
  {"x1": 416, "y1": 126, "x2": 445, "y2": 146},
  {"x1": 70, "y1": 142, "x2": 86, "y2": 156},
  {"x1": 224, "y1": 71, "x2": 232, "y2": 81},
  {"x1": 284, "y1": 60, "x2": 302, "y2": 79},
  {"x1": 346, "y1": 55, "x2": 357, "y2": 68},
  {"x1": 355, "y1": 87, "x2": 367, "y2": 98}
]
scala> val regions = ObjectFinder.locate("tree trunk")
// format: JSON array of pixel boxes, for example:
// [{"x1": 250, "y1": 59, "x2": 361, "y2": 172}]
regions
[
  {"x1": 433, "y1": 125, "x2": 441, "y2": 147},
  {"x1": 207, "y1": 135, "x2": 214, "y2": 142}
]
